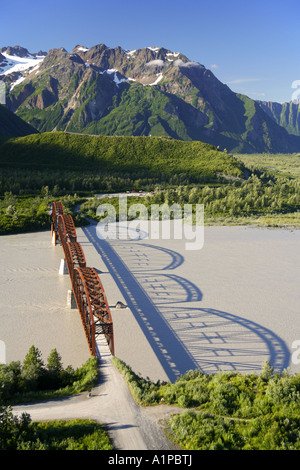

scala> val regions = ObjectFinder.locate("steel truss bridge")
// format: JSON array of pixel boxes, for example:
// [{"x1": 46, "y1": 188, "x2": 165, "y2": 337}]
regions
[{"x1": 51, "y1": 201, "x2": 114, "y2": 357}]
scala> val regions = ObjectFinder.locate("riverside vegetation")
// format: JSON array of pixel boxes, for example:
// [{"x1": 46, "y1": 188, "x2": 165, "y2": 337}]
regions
[
  {"x1": 80, "y1": 152, "x2": 300, "y2": 228},
  {"x1": 2, "y1": 350, "x2": 299, "y2": 450},
  {"x1": 81, "y1": 171, "x2": 300, "y2": 227},
  {"x1": 112, "y1": 357, "x2": 300, "y2": 450},
  {"x1": 0, "y1": 345, "x2": 113, "y2": 450},
  {"x1": 0, "y1": 345, "x2": 99, "y2": 404},
  {"x1": 0, "y1": 191, "x2": 88, "y2": 235}
]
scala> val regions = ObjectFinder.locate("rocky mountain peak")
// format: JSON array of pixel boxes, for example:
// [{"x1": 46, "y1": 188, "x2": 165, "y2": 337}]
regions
[
  {"x1": 1, "y1": 41, "x2": 300, "y2": 153},
  {"x1": 1, "y1": 45, "x2": 31, "y2": 58}
]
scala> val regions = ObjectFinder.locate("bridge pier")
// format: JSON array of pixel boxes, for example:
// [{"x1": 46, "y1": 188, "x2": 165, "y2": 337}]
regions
[
  {"x1": 67, "y1": 289, "x2": 76, "y2": 309},
  {"x1": 59, "y1": 258, "x2": 68, "y2": 275},
  {"x1": 52, "y1": 231, "x2": 57, "y2": 245}
]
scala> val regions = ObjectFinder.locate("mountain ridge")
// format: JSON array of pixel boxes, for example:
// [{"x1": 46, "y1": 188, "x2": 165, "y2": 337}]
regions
[
  {"x1": 1, "y1": 42, "x2": 300, "y2": 153},
  {"x1": 257, "y1": 100, "x2": 300, "y2": 137}
]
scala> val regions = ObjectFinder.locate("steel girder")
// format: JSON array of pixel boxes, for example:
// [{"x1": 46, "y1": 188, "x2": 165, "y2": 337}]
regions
[
  {"x1": 57, "y1": 213, "x2": 77, "y2": 245},
  {"x1": 51, "y1": 201, "x2": 64, "y2": 242},
  {"x1": 72, "y1": 267, "x2": 114, "y2": 357},
  {"x1": 50, "y1": 201, "x2": 114, "y2": 357}
]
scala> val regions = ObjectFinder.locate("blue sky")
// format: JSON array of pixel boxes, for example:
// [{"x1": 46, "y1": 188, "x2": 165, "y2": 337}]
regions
[{"x1": 1, "y1": 0, "x2": 299, "y2": 103}]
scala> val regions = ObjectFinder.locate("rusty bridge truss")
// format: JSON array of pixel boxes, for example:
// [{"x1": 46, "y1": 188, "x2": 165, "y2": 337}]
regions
[{"x1": 50, "y1": 201, "x2": 114, "y2": 357}]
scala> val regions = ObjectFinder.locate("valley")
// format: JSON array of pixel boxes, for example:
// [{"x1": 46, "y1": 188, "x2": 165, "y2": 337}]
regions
[{"x1": 0, "y1": 38, "x2": 300, "y2": 453}]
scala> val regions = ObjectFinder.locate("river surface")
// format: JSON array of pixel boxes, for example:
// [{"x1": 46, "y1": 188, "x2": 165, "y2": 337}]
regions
[{"x1": 0, "y1": 224, "x2": 299, "y2": 380}]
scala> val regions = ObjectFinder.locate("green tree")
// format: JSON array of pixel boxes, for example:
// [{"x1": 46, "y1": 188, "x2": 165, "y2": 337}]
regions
[
  {"x1": 47, "y1": 348, "x2": 63, "y2": 373},
  {"x1": 23, "y1": 345, "x2": 44, "y2": 371},
  {"x1": 261, "y1": 360, "x2": 274, "y2": 381},
  {"x1": 21, "y1": 345, "x2": 45, "y2": 391},
  {"x1": 43, "y1": 348, "x2": 64, "y2": 390}
]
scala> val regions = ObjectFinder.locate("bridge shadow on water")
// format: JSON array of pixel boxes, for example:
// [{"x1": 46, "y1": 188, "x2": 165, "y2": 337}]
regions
[{"x1": 82, "y1": 223, "x2": 290, "y2": 383}]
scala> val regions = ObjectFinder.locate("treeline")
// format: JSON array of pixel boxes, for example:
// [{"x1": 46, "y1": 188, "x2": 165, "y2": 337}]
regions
[
  {"x1": 151, "y1": 174, "x2": 300, "y2": 217},
  {"x1": 82, "y1": 173, "x2": 300, "y2": 224},
  {"x1": 1, "y1": 172, "x2": 299, "y2": 235},
  {"x1": 0, "y1": 192, "x2": 87, "y2": 235},
  {"x1": 0, "y1": 345, "x2": 98, "y2": 404},
  {"x1": 0, "y1": 167, "x2": 226, "y2": 197},
  {"x1": 1, "y1": 148, "x2": 299, "y2": 234}
]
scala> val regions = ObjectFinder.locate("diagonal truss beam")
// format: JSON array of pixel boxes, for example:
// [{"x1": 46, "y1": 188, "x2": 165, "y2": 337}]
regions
[{"x1": 50, "y1": 201, "x2": 114, "y2": 357}]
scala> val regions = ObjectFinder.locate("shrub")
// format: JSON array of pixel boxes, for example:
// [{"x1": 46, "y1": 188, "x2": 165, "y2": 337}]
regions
[
  {"x1": 266, "y1": 377, "x2": 300, "y2": 405},
  {"x1": 209, "y1": 382, "x2": 240, "y2": 416}
]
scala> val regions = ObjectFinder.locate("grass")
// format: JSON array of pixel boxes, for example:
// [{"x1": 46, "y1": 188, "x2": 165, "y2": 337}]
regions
[
  {"x1": 204, "y1": 212, "x2": 300, "y2": 228},
  {"x1": 235, "y1": 152, "x2": 300, "y2": 180},
  {"x1": 1, "y1": 412, "x2": 114, "y2": 450}
]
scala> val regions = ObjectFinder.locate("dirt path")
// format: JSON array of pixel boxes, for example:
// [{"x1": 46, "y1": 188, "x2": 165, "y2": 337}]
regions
[{"x1": 12, "y1": 338, "x2": 182, "y2": 451}]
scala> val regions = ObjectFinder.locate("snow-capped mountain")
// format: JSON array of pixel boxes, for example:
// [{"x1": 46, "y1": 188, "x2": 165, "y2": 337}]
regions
[
  {"x1": 0, "y1": 46, "x2": 46, "y2": 90},
  {"x1": 1, "y1": 43, "x2": 300, "y2": 153}
]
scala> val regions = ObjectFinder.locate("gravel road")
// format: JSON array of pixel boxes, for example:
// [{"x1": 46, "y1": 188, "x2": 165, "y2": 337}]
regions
[{"x1": 13, "y1": 338, "x2": 182, "y2": 451}]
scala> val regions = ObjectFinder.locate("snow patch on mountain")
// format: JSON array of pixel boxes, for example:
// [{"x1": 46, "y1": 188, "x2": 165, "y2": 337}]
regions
[
  {"x1": 125, "y1": 49, "x2": 137, "y2": 57},
  {"x1": 149, "y1": 73, "x2": 163, "y2": 86},
  {"x1": 166, "y1": 52, "x2": 180, "y2": 57},
  {"x1": 147, "y1": 47, "x2": 160, "y2": 52},
  {"x1": 0, "y1": 51, "x2": 45, "y2": 76},
  {"x1": 10, "y1": 74, "x2": 26, "y2": 91},
  {"x1": 99, "y1": 69, "x2": 128, "y2": 87},
  {"x1": 75, "y1": 46, "x2": 89, "y2": 52}
]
